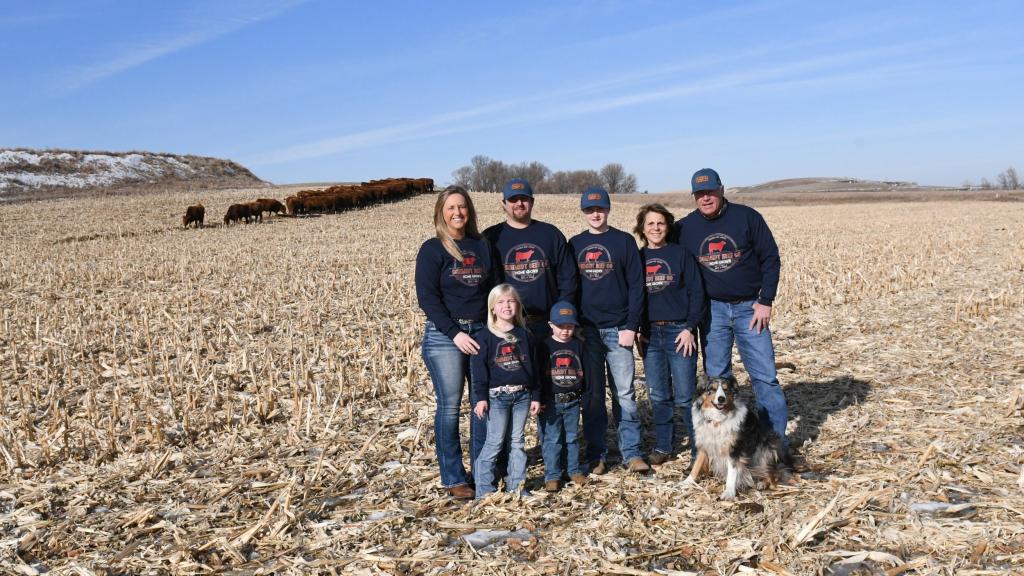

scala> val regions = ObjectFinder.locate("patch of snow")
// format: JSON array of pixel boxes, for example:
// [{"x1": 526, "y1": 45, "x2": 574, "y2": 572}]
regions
[
  {"x1": 0, "y1": 150, "x2": 42, "y2": 167},
  {"x1": 0, "y1": 150, "x2": 210, "y2": 190}
]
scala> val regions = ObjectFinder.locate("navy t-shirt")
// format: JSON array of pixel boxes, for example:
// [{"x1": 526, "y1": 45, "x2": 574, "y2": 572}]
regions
[
  {"x1": 642, "y1": 243, "x2": 706, "y2": 331},
  {"x1": 471, "y1": 326, "x2": 540, "y2": 404},
  {"x1": 537, "y1": 336, "x2": 585, "y2": 401},
  {"x1": 415, "y1": 236, "x2": 494, "y2": 339},
  {"x1": 483, "y1": 220, "x2": 577, "y2": 317},
  {"x1": 676, "y1": 202, "x2": 781, "y2": 305},
  {"x1": 568, "y1": 227, "x2": 644, "y2": 330}
]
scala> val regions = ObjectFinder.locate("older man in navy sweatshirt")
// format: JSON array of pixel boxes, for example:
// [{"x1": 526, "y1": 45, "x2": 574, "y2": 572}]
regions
[
  {"x1": 570, "y1": 187, "x2": 648, "y2": 474},
  {"x1": 676, "y1": 168, "x2": 789, "y2": 450}
]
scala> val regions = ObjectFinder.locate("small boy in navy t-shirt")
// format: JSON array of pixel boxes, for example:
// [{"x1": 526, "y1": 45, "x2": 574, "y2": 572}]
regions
[{"x1": 537, "y1": 301, "x2": 588, "y2": 491}]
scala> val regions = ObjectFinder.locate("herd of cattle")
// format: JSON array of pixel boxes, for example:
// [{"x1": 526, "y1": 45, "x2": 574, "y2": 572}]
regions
[{"x1": 180, "y1": 177, "x2": 434, "y2": 228}]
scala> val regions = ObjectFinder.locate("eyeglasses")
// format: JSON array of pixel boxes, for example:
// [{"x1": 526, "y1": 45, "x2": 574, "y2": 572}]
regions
[{"x1": 506, "y1": 196, "x2": 533, "y2": 204}]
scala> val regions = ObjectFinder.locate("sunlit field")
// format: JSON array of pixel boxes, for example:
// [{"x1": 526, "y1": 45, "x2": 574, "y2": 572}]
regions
[{"x1": 1, "y1": 189, "x2": 1022, "y2": 575}]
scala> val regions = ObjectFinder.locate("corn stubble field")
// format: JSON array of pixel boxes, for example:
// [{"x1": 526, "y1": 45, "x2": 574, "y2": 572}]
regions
[{"x1": 1, "y1": 188, "x2": 1022, "y2": 575}]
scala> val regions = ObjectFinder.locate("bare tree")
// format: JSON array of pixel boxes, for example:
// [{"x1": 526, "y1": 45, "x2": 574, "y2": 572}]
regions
[
  {"x1": 536, "y1": 171, "x2": 575, "y2": 194},
  {"x1": 980, "y1": 178, "x2": 994, "y2": 190},
  {"x1": 510, "y1": 161, "x2": 551, "y2": 186},
  {"x1": 997, "y1": 167, "x2": 1020, "y2": 190},
  {"x1": 621, "y1": 173, "x2": 639, "y2": 195},
  {"x1": 452, "y1": 165, "x2": 473, "y2": 189},
  {"x1": 569, "y1": 169, "x2": 604, "y2": 193},
  {"x1": 600, "y1": 163, "x2": 626, "y2": 194}
]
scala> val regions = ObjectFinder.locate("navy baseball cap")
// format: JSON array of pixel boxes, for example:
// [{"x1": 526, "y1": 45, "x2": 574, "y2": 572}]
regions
[
  {"x1": 549, "y1": 301, "x2": 579, "y2": 325},
  {"x1": 691, "y1": 168, "x2": 723, "y2": 193},
  {"x1": 580, "y1": 186, "x2": 611, "y2": 210},
  {"x1": 502, "y1": 178, "x2": 533, "y2": 200}
]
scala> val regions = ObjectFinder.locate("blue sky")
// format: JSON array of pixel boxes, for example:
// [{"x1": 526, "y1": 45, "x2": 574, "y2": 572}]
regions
[{"x1": 3, "y1": 0, "x2": 1022, "y2": 190}]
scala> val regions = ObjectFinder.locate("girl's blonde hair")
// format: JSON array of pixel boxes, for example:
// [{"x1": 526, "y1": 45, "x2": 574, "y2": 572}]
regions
[
  {"x1": 486, "y1": 283, "x2": 525, "y2": 339},
  {"x1": 433, "y1": 185, "x2": 481, "y2": 262}
]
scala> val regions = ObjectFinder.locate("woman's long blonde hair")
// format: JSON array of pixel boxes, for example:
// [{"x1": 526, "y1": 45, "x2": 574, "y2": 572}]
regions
[
  {"x1": 486, "y1": 284, "x2": 525, "y2": 339},
  {"x1": 433, "y1": 185, "x2": 481, "y2": 262}
]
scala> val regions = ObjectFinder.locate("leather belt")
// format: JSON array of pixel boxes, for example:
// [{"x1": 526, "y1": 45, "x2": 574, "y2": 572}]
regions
[
  {"x1": 651, "y1": 320, "x2": 683, "y2": 326},
  {"x1": 490, "y1": 385, "x2": 525, "y2": 394},
  {"x1": 553, "y1": 391, "x2": 581, "y2": 403},
  {"x1": 711, "y1": 296, "x2": 757, "y2": 304}
]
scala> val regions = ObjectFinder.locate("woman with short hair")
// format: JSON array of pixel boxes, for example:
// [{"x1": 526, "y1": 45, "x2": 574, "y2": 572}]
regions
[
  {"x1": 633, "y1": 203, "x2": 706, "y2": 466},
  {"x1": 415, "y1": 186, "x2": 494, "y2": 499}
]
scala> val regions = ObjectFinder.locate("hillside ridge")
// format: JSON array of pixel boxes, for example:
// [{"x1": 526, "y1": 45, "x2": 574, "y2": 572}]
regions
[{"x1": 0, "y1": 147, "x2": 264, "y2": 199}]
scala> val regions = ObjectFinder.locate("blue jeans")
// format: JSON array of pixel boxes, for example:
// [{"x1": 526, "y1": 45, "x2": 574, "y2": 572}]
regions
[
  {"x1": 581, "y1": 325, "x2": 643, "y2": 464},
  {"x1": 539, "y1": 398, "x2": 582, "y2": 481},
  {"x1": 703, "y1": 299, "x2": 789, "y2": 449},
  {"x1": 641, "y1": 322, "x2": 697, "y2": 456},
  {"x1": 474, "y1": 389, "x2": 532, "y2": 497},
  {"x1": 421, "y1": 320, "x2": 487, "y2": 488}
]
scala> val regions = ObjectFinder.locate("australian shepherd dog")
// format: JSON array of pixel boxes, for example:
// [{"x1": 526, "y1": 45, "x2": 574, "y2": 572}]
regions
[{"x1": 683, "y1": 376, "x2": 792, "y2": 500}]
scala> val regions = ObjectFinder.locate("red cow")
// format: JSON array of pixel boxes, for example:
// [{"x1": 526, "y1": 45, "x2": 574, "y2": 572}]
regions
[
  {"x1": 585, "y1": 250, "x2": 602, "y2": 262},
  {"x1": 645, "y1": 264, "x2": 661, "y2": 275},
  {"x1": 514, "y1": 250, "x2": 535, "y2": 263},
  {"x1": 708, "y1": 240, "x2": 727, "y2": 254},
  {"x1": 182, "y1": 204, "x2": 205, "y2": 229},
  {"x1": 462, "y1": 256, "x2": 476, "y2": 266},
  {"x1": 500, "y1": 345, "x2": 514, "y2": 355},
  {"x1": 555, "y1": 357, "x2": 571, "y2": 368}
]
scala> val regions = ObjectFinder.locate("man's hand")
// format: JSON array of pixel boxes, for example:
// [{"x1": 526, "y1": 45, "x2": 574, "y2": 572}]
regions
[
  {"x1": 618, "y1": 329, "x2": 636, "y2": 348},
  {"x1": 474, "y1": 400, "x2": 488, "y2": 419},
  {"x1": 675, "y1": 328, "x2": 696, "y2": 356},
  {"x1": 453, "y1": 332, "x2": 480, "y2": 355},
  {"x1": 749, "y1": 302, "x2": 772, "y2": 334}
]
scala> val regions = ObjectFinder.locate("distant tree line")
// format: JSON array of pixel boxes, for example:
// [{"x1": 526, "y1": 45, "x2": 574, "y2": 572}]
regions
[
  {"x1": 963, "y1": 166, "x2": 1021, "y2": 190},
  {"x1": 451, "y1": 155, "x2": 640, "y2": 194}
]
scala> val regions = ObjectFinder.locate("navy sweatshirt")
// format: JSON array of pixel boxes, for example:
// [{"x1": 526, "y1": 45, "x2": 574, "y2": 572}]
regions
[
  {"x1": 471, "y1": 326, "x2": 540, "y2": 404},
  {"x1": 415, "y1": 236, "x2": 494, "y2": 339},
  {"x1": 537, "y1": 336, "x2": 585, "y2": 402},
  {"x1": 641, "y1": 243, "x2": 706, "y2": 332},
  {"x1": 676, "y1": 201, "x2": 781, "y2": 305},
  {"x1": 482, "y1": 220, "x2": 577, "y2": 317},
  {"x1": 569, "y1": 227, "x2": 644, "y2": 330}
]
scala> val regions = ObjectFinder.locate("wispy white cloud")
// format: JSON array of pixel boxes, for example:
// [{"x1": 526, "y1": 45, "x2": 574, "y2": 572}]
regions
[
  {"x1": 59, "y1": 0, "x2": 306, "y2": 93},
  {"x1": 250, "y1": 36, "x2": 965, "y2": 167}
]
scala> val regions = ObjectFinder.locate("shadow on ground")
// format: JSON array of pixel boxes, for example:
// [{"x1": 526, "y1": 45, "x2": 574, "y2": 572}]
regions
[{"x1": 784, "y1": 375, "x2": 872, "y2": 448}]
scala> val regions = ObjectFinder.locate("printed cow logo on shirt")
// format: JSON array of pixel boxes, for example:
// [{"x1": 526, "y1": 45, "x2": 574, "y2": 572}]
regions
[
  {"x1": 503, "y1": 243, "x2": 549, "y2": 283},
  {"x1": 577, "y1": 244, "x2": 613, "y2": 281},
  {"x1": 644, "y1": 257, "x2": 675, "y2": 292},
  {"x1": 549, "y1": 350, "x2": 582, "y2": 389},
  {"x1": 698, "y1": 234, "x2": 741, "y2": 272},
  {"x1": 494, "y1": 339, "x2": 524, "y2": 372},
  {"x1": 451, "y1": 250, "x2": 484, "y2": 286}
]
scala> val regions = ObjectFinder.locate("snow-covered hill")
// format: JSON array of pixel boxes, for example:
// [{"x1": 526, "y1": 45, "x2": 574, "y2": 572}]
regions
[{"x1": 0, "y1": 148, "x2": 264, "y2": 198}]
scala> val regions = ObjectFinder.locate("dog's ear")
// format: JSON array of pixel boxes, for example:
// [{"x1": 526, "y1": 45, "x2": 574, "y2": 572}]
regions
[
  {"x1": 725, "y1": 376, "x2": 738, "y2": 392},
  {"x1": 696, "y1": 372, "x2": 710, "y2": 394}
]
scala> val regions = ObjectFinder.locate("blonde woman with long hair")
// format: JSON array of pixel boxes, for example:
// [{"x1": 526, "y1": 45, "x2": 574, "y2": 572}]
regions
[
  {"x1": 415, "y1": 185, "x2": 494, "y2": 500},
  {"x1": 471, "y1": 284, "x2": 541, "y2": 497}
]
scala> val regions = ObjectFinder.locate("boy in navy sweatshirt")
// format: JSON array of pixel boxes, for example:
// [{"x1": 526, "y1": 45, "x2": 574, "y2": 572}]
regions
[
  {"x1": 537, "y1": 301, "x2": 588, "y2": 491},
  {"x1": 676, "y1": 168, "x2": 789, "y2": 451},
  {"x1": 569, "y1": 187, "x2": 649, "y2": 474}
]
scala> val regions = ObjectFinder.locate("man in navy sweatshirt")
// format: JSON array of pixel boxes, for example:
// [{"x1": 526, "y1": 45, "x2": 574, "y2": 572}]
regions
[
  {"x1": 570, "y1": 187, "x2": 649, "y2": 474},
  {"x1": 676, "y1": 168, "x2": 789, "y2": 451},
  {"x1": 483, "y1": 178, "x2": 578, "y2": 341}
]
